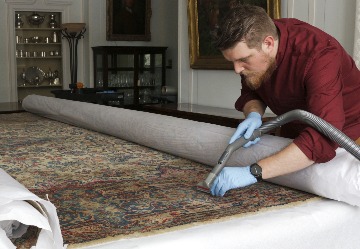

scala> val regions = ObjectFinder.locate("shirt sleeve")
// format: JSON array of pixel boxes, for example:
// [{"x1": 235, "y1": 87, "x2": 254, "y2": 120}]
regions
[{"x1": 293, "y1": 39, "x2": 345, "y2": 163}]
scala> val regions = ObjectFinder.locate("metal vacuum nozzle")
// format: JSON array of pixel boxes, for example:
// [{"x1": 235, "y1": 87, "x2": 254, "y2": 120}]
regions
[{"x1": 196, "y1": 130, "x2": 263, "y2": 193}]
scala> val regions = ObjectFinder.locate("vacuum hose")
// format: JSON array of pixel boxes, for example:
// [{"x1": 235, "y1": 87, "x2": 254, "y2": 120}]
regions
[{"x1": 196, "y1": 109, "x2": 360, "y2": 193}]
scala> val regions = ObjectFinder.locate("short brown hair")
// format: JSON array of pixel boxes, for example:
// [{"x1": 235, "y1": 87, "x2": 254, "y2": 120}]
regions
[{"x1": 213, "y1": 4, "x2": 278, "y2": 51}]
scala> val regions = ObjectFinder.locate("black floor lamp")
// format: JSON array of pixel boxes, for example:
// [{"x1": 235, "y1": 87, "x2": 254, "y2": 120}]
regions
[{"x1": 61, "y1": 23, "x2": 86, "y2": 93}]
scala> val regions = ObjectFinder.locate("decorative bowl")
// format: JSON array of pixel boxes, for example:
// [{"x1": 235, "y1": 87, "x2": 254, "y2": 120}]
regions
[
  {"x1": 24, "y1": 66, "x2": 45, "y2": 85},
  {"x1": 28, "y1": 13, "x2": 45, "y2": 26}
]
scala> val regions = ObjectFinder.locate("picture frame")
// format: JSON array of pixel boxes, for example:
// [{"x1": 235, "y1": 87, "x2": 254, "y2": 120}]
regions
[
  {"x1": 106, "y1": 0, "x2": 152, "y2": 41},
  {"x1": 188, "y1": 0, "x2": 281, "y2": 70}
]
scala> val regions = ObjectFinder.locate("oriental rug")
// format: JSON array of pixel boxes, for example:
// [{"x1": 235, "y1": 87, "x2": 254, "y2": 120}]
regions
[{"x1": 0, "y1": 112, "x2": 318, "y2": 248}]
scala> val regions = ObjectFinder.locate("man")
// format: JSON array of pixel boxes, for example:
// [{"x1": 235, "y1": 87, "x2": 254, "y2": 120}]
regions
[{"x1": 210, "y1": 5, "x2": 360, "y2": 196}]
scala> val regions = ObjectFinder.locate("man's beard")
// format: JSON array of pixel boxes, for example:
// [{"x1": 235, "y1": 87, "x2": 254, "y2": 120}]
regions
[{"x1": 242, "y1": 56, "x2": 277, "y2": 90}]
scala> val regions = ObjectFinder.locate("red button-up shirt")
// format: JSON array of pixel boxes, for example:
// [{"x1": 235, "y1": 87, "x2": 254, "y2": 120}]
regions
[{"x1": 235, "y1": 18, "x2": 360, "y2": 163}]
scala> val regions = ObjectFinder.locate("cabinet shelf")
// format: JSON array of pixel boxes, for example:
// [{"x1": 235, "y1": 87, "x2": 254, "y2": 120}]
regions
[
  {"x1": 106, "y1": 85, "x2": 157, "y2": 90},
  {"x1": 92, "y1": 46, "x2": 167, "y2": 106},
  {"x1": 16, "y1": 28, "x2": 62, "y2": 31},
  {"x1": 106, "y1": 67, "x2": 134, "y2": 71},
  {"x1": 101, "y1": 67, "x2": 163, "y2": 71},
  {"x1": 16, "y1": 43, "x2": 61, "y2": 45},
  {"x1": 17, "y1": 56, "x2": 62, "y2": 59},
  {"x1": 18, "y1": 84, "x2": 62, "y2": 88}
]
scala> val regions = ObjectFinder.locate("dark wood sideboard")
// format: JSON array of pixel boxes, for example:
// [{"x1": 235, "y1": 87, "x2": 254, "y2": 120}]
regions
[
  {"x1": 1, "y1": 98, "x2": 277, "y2": 133},
  {"x1": 140, "y1": 103, "x2": 277, "y2": 129}
]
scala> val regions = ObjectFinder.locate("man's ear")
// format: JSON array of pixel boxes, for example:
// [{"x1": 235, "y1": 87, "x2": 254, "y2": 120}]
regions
[{"x1": 261, "y1": 36, "x2": 275, "y2": 54}]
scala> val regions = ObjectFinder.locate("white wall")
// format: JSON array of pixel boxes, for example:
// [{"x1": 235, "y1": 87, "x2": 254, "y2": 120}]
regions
[
  {"x1": 282, "y1": 0, "x2": 355, "y2": 53},
  {"x1": 178, "y1": 0, "x2": 357, "y2": 109},
  {"x1": 0, "y1": 0, "x2": 178, "y2": 103}
]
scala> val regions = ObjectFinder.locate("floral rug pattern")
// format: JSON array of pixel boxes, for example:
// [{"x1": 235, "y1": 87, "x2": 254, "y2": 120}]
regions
[{"x1": 0, "y1": 112, "x2": 317, "y2": 246}]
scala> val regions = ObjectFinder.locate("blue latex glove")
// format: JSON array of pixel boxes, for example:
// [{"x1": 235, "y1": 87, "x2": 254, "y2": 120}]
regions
[
  {"x1": 210, "y1": 166, "x2": 257, "y2": 197},
  {"x1": 229, "y1": 112, "x2": 262, "y2": 147}
]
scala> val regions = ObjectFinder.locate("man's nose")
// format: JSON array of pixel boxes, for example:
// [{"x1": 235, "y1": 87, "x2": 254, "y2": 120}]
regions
[{"x1": 233, "y1": 62, "x2": 245, "y2": 74}]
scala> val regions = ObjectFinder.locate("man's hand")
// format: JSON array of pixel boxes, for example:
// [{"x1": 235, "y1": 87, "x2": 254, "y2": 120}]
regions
[
  {"x1": 210, "y1": 166, "x2": 257, "y2": 197},
  {"x1": 229, "y1": 112, "x2": 262, "y2": 147}
]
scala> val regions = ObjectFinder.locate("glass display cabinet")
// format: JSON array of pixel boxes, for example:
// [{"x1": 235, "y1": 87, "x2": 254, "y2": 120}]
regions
[
  {"x1": 92, "y1": 46, "x2": 167, "y2": 106},
  {"x1": 15, "y1": 11, "x2": 63, "y2": 102}
]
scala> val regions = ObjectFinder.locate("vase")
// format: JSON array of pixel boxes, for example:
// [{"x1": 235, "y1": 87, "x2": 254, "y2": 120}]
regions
[
  {"x1": 49, "y1": 14, "x2": 57, "y2": 28},
  {"x1": 15, "y1": 13, "x2": 24, "y2": 28}
]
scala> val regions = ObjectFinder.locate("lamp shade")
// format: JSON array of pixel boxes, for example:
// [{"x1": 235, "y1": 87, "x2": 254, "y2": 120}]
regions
[{"x1": 61, "y1": 23, "x2": 86, "y2": 33}]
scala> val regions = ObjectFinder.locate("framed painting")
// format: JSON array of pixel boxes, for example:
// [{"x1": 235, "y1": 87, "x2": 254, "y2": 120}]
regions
[
  {"x1": 188, "y1": 0, "x2": 281, "y2": 70},
  {"x1": 106, "y1": 0, "x2": 152, "y2": 41}
]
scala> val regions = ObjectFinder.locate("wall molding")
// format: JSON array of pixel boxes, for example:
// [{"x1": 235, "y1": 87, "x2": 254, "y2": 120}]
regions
[
  {"x1": 308, "y1": 0, "x2": 316, "y2": 25},
  {"x1": 5, "y1": 0, "x2": 37, "y2": 4},
  {"x1": 5, "y1": 0, "x2": 71, "y2": 5},
  {"x1": 44, "y1": 0, "x2": 72, "y2": 6}
]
